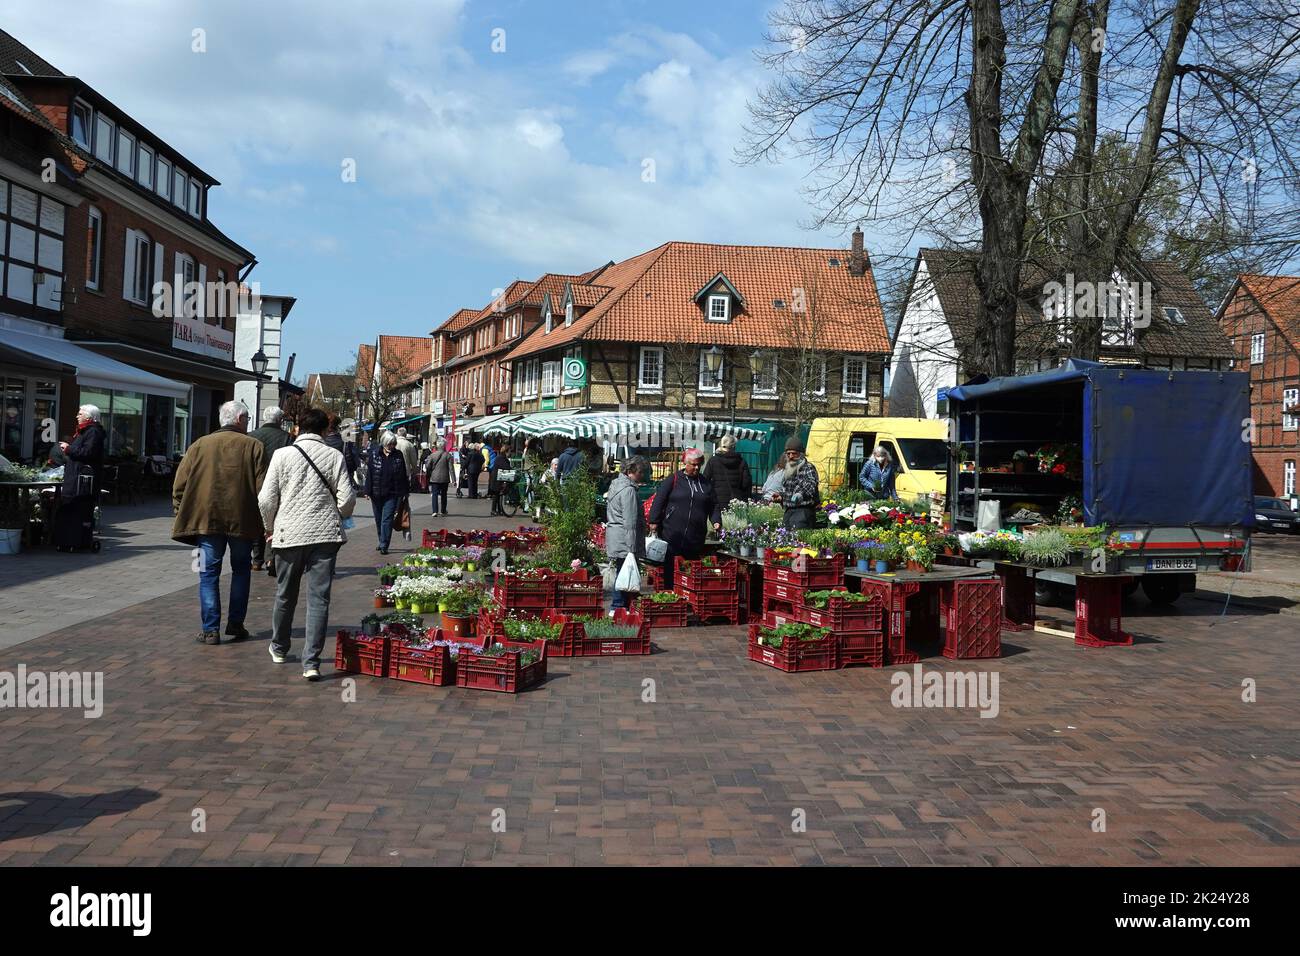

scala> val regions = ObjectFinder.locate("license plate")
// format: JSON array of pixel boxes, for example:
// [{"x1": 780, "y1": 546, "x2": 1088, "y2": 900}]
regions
[
  {"x1": 1147, "y1": 557, "x2": 1197, "y2": 571},
  {"x1": 1273, "y1": 522, "x2": 1290, "y2": 529}
]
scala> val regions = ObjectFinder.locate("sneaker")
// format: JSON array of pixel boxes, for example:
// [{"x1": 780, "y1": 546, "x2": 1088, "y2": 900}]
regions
[
  {"x1": 268, "y1": 644, "x2": 287, "y2": 664},
  {"x1": 201, "y1": 631, "x2": 220, "y2": 645},
  {"x1": 302, "y1": 667, "x2": 321, "y2": 682},
  {"x1": 225, "y1": 622, "x2": 250, "y2": 642}
]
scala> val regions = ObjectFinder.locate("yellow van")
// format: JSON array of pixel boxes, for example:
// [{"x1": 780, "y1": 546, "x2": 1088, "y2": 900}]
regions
[{"x1": 806, "y1": 417, "x2": 949, "y2": 503}]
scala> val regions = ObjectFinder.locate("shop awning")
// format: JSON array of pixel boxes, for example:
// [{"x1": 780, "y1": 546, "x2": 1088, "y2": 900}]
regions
[
  {"x1": 363, "y1": 413, "x2": 427, "y2": 432},
  {"x1": 509, "y1": 411, "x2": 767, "y2": 444},
  {"x1": 0, "y1": 327, "x2": 189, "y2": 400},
  {"x1": 466, "y1": 413, "x2": 524, "y2": 437}
]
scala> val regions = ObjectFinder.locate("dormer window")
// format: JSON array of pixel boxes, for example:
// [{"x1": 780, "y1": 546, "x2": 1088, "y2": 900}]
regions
[
  {"x1": 708, "y1": 295, "x2": 730, "y2": 322},
  {"x1": 544, "y1": 300, "x2": 553, "y2": 333},
  {"x1": 694, "y1": 273, "x2": 744, "y2": 322},
  {"x1": 565, "y1": 302, "x2": 574, "y2": 326},
  {"x1": 1163, "y1": 306, "x2": 1185, "y2": 325}
]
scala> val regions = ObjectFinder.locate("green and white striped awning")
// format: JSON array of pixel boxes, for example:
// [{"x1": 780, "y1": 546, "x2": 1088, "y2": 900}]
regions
[{"x1": 502, "y1": 411, "x2": 766, "y2": 444}]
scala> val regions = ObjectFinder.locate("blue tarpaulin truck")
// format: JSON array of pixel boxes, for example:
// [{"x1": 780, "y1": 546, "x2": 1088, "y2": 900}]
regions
[{"x1": 947, "y1": 360, "x2": 1252, "y2": 605}]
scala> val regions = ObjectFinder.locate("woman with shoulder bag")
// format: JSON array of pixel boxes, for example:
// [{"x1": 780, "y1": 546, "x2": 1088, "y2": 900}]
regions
[{"x1": 257, "y1": 407, "x2": 357, "y2": 681}]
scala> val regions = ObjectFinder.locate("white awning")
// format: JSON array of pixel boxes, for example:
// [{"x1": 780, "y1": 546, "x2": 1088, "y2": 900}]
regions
[
  {"x1": 510, "y1": 411, "x2": 767, "y2": 444},
  {"x1": 0, "y1": 327, "x2": 190, "y2": 399},
  {"x1": 457, "y1": 412, "x2": 522, "y2": 436}
]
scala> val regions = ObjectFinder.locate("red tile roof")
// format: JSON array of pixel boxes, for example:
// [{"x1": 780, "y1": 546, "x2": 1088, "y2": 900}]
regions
[
  {"x1": 435, "y1": 308, "x2": 481, "y2": 335},
  {"x1": 1235, "y1": 274, "x2": 1300, "y2": 356},
  {"x1": 570, "y1": 284, "x2": 611, "y2": 307},
  {"x1": 355, "y1": 344, "x2": 375, "y2": 388},
  {"x1": 503, "y1": 241, "x2": 889, "y2": 361},
  {"x1": 377, "y1": 335, "x2": 432, "y2": 379}
]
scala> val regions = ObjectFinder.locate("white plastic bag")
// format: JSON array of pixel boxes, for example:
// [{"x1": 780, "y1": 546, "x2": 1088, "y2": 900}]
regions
[
  {"x1": 600, "y1": 562, "x2": 617, "y2": 591},
  {"x1": 977, "y1": 499, "x2": 1001, "y2": 534},
  {"x1": 645, "y1": 534, "x2": 668, "y2": 563},
  {"x1": 615, "y1": 553, "x2": 642, "y2": 593}
]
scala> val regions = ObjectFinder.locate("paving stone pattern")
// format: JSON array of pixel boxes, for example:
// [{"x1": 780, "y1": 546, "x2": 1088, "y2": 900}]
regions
[{"x1": 0, "y1": 493, "x2": 1297, "y2": 865}]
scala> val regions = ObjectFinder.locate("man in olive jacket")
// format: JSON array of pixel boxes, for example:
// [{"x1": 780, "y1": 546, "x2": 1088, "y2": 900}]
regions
[
  {"x1": 172, "y1": 400, "x2": 268, "y2": 646},
  {"x1": 248, "y1": 406, "x2": 292, "y2": 570}
]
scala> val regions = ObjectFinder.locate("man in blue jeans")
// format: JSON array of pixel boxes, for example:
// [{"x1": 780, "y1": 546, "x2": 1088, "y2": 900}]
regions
[{"x1": 171, "y1": 400, "x2": 268, "y2": 645}]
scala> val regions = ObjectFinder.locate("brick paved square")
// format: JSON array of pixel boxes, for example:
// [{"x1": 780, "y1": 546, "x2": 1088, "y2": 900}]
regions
[{"x1": 1, "y1": 497, "x2": 1298, "y2": 866}]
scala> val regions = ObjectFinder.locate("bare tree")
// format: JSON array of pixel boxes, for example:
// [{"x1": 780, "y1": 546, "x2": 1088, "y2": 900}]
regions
[
  {"x1": 357, "y1": 349, "x2": 421, "y2": 436},
  {"x1": 744, "y1": 0, "x2": 1300, "y2": 374}
]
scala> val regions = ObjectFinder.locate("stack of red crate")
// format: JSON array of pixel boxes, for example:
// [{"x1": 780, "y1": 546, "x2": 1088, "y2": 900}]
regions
[
  {"x1": 552, "y1": 569, "x2": 603, "y2": 612},
  {"x1": 334, "y1": 630, "x2": 390, "y2": 677},
  {"x1": 761, "y1": 554, "x2": 844, "y2": 615},
  {"x1": 635, "y1": 594, "x2": 689, "y2": 627},
  {"x1": 939, "y1": 579, "x2": 1003, "y2": 658},
  {"x1": 675, "y1": 558, "x2": 742, "y2": 624},
  {"x1": 746, "y1": 613, "x2": 837, "y2": 672}
]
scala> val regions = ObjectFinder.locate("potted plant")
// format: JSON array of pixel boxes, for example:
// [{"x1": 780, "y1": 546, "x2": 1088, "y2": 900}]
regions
[
  {"x1": 1020, "y1": 528, "x2": 1071, "y2": 568},
  {"x1": 905, "y1": 542, "x2": 935, "y2": 574},
  {"x1": 373, "y1": 586, "x2": 392, "y2": 609},
  {"x1": 440, "y1": 584, "x2": 488, "y2": 639},
  {"x1": 0, "y1": 493, "x2": 27, "y2": 556},
  {"x1": 851, "y1": 540, "x2": 878, "y2": 572},
  {"x1": 1012, "y1": 449, "x2": 1031, "y2": 474},
  {"x1": 361, "y1": 613, "x2": 384, "y2": 637}
]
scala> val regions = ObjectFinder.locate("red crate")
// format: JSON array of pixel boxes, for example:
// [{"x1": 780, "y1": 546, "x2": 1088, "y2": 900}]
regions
[
  {"x1": 476, "y1": 607, "x2": 506, "y2": 642},
  {"x1": 388, "y1": 638, "x2": 463, "y2": 686},
  {"x1": 1074, "y1": 576, "x2": 1134, "y2": 648},
  {"x1": 508, "y1": 610, "x2": 579, "y2": 658},
  {"x1": 677, "y1": 558, "x2": 739, "y2": 592},
  {"x1": 762, "y1": 554, "x2": 845, "y2": 589},
  {"x1": 795, "y1": 591, "x2": 884, "y2": 632},
  {"x1": 939, "y1": 580, "x2": 1003, "y2": 659},
  {"x1": 644, "y1": 565, "x2": 665, "y2": 592},
  {"x1": 763, "y1": 595, "x2": 797, "y2": 618},
  {"x1": 837, "y1": 630, "x2": 886, "y2": 668},
  {"x1": 683, "y1": 590, "x2": 741, "y2": 625},
  {"x1": 747, "y1": 622, "x2": 836, "y2": 672},
  {"x1": 455, "y1": 638, "x2": 549, "y2": 693},
  {"x1": 334, "y1": 631, "x2": 390, "y2": 677},
  {"x1": 764, "y1": 580, "x2": 809, "y2": 606},
  {"x1": 636, "y1": 596, "x2": 689, "y2": 628},
  {"x1": 554, "y1": 579, "x2": 603, "y2": 610},
  {"x1": 572, "y1": 609, "x2": 651, "y2": 656},
  {"x1": 492, "y1": 572, "x2": 555, "y2": 609}
]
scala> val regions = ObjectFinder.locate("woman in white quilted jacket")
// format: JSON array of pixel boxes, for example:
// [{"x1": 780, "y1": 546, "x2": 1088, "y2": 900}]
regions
[{"x1": 257, "y1": 407, "x2": 357, "y2": 681}]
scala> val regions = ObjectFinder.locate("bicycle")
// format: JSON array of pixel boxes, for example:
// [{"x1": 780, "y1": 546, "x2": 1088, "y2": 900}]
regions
[{"x1": 498, "y1": 467, "x2": 522, "y2": 517}]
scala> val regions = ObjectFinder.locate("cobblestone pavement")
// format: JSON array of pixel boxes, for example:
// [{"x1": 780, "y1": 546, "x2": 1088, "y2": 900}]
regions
[{"x1": 0, "y1": 491, "x2": 1297, "y2": 866}]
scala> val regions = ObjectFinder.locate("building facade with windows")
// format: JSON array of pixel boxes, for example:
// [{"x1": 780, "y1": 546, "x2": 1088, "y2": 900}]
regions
[
  {"x1": 501, "y1": 237, "x2": 890, "y2": 426},
  {"x1": 889, "y1": 248, "x2": 1234, "y2": 418},
  {"x1": 1, "y1": 29, "x2": 258, "y2": 460},
  {"x1": 1217, "y1": 274, "x2": 1300, "y2": 500}
]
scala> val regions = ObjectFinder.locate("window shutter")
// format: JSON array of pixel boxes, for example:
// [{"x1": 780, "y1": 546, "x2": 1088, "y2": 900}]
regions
[
  {"x1": 122, "y1": 229, "x2": 136, "y2": 301},
  {"x1": 152, "y1": 241, "x2": 164, "y2": 310},
  {"x1": 197, "y1": 263, "x2": 207, "y2": 319},
  {"x1": 173, "y1": 252, "x2": 184, "y2": 318}
]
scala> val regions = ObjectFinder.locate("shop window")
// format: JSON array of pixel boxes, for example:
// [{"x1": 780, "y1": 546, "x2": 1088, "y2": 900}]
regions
[{"x1": 1, "y1": 377, "x2": 26, "y2": 459}]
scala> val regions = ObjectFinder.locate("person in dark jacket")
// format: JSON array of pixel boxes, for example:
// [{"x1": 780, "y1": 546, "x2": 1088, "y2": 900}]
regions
[
  {"x1": 248, "y1": 407, "x2": 293, "y2": 571},
  {"x1": 464, "y1": 440, "x2": 484, "y2": 498},
  {"x1": 364, "y1": 431, "x2": 409, "y2": 554},
  {"x1": 556, "y1": 442, "x2": 584, "y2": 480},
  {"x1": 857, "y1": 444, "x2": 899, "y2": 500},
  {"x1": 647, "y1": 448, "x2": 720, "y2": 590},
  {"x1": 56, "y1": 404, "x2": 108, "y2": 551},
  {"x1": 701, "y1": 434, "x2": 753, "y2": 509},
  {"x1": 488, "y1": 440, "x2": 507, "y2": 516}
]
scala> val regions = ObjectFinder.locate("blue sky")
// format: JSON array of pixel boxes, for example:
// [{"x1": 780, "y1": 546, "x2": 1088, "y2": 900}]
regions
[{"x1": 5, "y1": 0, "x2": 873, "y2": 377}]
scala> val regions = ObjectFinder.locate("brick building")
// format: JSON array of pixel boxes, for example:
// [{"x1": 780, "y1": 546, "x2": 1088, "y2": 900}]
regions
[
  {"x1": 0, "y1": 29, "x2": 258, "y2": 459},
  {"x1": 1217, "y1": 274, "x2": 1300, "y2": 500}
]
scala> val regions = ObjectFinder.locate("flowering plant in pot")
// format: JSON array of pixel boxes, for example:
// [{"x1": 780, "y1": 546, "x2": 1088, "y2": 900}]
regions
[
  {"x1": 440, "y1": 584, "x2": 489, "y2": 639},
  {"x1": 851, "y1": 540, "x2": 883, "y2": 572},
  {"x1": 373, "y1": 586, "x2": 393, "y2": 608},
  {"x1": 503, "y1": 615, "x2": 563, "y2": 643},
  {"x1": 904, "y1": 542, "x2": 935, "y2": 573},
  {"x1": 463, "y1": 545, "x2": 485, "y2": 572}
]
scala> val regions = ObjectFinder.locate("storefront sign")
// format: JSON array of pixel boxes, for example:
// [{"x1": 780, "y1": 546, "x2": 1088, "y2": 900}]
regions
[
  {"x1": 541, "y1": 398, "x2": 556, "y2": 411},
  {"x1": 172, "y1": 314, "x2": 235, "y2": 361},
  {"x1": 563, "y1": 357, "x2": 587, "y2": 389}
]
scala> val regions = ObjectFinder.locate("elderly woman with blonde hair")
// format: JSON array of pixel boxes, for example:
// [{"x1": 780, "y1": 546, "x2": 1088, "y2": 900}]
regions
[{"x1": 363, "y1": 430, "x2": 409, "y2": 554}]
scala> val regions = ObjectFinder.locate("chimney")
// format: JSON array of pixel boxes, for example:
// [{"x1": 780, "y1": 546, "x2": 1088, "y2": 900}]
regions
[{"x1": 850, "y1": 225, "x2": 867, "y2": 276}]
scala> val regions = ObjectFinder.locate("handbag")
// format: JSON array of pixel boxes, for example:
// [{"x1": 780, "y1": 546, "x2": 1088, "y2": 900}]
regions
[
  {"x1": 645, "y1": 534, "x2": 668, "y2": 563},
  {"x1": 395, "y1": 496, "x2": 412, "y2": 533},
  {"x1": 615, "y1": 552, "x2": 642, "y2": 593}
]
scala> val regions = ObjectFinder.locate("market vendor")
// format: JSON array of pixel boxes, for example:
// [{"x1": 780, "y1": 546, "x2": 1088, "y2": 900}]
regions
[
  {"x1": 773, "y1": 437, "x2": 820, "y2": 529},
  {"x1": 648, "y1": 448, "x2": 720, "y2": 590},
  {"x1": 857, "y1": 444, "x2": 898, "y2": 500}
]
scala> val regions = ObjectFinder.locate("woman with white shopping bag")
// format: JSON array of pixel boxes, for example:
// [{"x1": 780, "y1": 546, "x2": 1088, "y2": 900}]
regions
[{"x1": 604, "y1": 455, "x2": 650, "y2": 612}]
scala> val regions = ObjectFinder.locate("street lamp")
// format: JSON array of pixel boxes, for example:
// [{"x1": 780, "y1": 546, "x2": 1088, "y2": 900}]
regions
[
  {"x1": 355, "y1": 384, "x2": 369, "y2": 444},
  {"x1": 250, "y1": 349, "x2": 269, "y2": 428}
]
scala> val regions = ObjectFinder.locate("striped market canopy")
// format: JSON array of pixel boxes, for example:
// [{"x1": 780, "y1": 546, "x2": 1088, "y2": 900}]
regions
[{"x1": 500, "y1": 411, "x2": 766, "y2": 444}]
